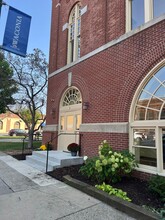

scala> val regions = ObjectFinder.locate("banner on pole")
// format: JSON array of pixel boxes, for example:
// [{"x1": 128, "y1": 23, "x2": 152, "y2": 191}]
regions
[{"x1": 1, "y1": 6, "x2": 31, "y2": 57}]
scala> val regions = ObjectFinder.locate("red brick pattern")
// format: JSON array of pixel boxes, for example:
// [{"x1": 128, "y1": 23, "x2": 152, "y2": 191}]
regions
[{"x1": 47, "y1": 1, "x2": 165, "y2": 161}]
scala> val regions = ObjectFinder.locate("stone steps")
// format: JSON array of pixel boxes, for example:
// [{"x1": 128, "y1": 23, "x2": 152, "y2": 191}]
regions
[{"x1": 24, "y1": 150, "x2": 84, "y2": 172}]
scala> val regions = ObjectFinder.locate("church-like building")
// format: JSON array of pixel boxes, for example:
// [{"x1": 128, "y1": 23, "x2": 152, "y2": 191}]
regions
[{"x1": 43, "y1": 0, "x2": 165, "y2": 178}]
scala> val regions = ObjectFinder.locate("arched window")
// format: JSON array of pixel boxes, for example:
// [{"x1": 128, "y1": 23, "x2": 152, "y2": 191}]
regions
[
  {"x1": 14, "y1": 121, "x2": 20, "y2": 129},
  {"x1": 126, "y1": 0, "x2": 165, "y2": 31},
  {"x1": 0, "y1": 121, "x2": 3, "y2": 130},
  {"x1": 130, "y1": 63, "x2": 165, "y2": 175},
  {"x1": 62, "y1": 87, "x2": 82, "y2": 106},
  {"x1": 67, "y1": 3, "x2": 81, "y2": 64},
  {"x1": 134, "y1": 66, "x2": 165, "y2": 121}
]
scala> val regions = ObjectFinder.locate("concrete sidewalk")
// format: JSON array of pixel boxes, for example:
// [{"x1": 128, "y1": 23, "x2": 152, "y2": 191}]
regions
[{"x1": 0, "y1": 152, "x2": 136, "y2": 220}]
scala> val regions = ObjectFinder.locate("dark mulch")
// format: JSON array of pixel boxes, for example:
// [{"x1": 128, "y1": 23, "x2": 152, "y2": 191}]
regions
[
  {"x1": 10, "y1": 152, "x2": 164, "y2": 211},
  {"x1": 47, "y1": 164, "x2": 165, "y2": 211}
]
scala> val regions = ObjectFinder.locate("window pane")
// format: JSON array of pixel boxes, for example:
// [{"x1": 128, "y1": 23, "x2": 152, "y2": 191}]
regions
[
  {"x1": 161, "y1": 104, "x2": 165, "y2": 119},
  {"x1": 76, "y1": 114, "x2": 81, "y2": 130},
  {"x1": 134, "y1": 106, "x2": 146, "y2": 120},
  {"x1": 66, "y1": 116, "x2": 74, "y2": 131},
  {"x1": 132, "y1": 0, "x2": 144, "y2": 29},
  {"x1": 143, "y1": 77, "x2": 160, "y2": 94},
  {"x1": 153, "y1": 0, "x2": 165, "y2": 18},
  {"x1": 162, "y1": 130, "x2": 165, "y2": 169},
  {"x1": 148, "y1": 97, "x2": 163, "y2": 110},
  {"x1": 135, "y1": 147, "x2": 157, "y2": 167},
  {"x1": 154, "y1": 85, "x2": 165, "y2": 99},
  {"x1": 154, "y1": 66, "x2": 165, "y2": 82},
  {"x1": 133, "y1": 129, "x2": 155, "y2": 147},
  {"x1": 138, "y1": 91, "x2": 151, "y2": 106},
  {"x1": 146, "y1": 109, "x2": 159, "y2": 120}
]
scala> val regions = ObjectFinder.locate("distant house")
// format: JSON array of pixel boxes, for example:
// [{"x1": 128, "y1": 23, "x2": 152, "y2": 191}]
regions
[
  {"x1": 0, "y1": 112, "x2": 44, "y2": 135},
  {"x1": 0, "y1": 112, "x2": 26, "y2": 134},
  {"x1": 44, "y1": 0, "x2": 165, "y2": 178}
]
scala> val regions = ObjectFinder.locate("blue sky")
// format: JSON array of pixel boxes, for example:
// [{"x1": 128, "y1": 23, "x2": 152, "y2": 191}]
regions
[{"x1": 0, "y1": 0, "x2": 52, "y2": 61}]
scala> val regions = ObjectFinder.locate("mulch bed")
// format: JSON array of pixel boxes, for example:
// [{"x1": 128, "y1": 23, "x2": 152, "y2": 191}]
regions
[
  {"x1": 9, "y1": 152, "x2": 164, "y2": 212},
  {"x1": 47, "y1": 164, "x2": 164, "y2": 211}
]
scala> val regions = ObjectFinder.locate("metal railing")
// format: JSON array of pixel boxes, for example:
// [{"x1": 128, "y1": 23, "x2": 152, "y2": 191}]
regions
[{"x1": 45, "y1": 132, "x2": 82, "y2": 173}]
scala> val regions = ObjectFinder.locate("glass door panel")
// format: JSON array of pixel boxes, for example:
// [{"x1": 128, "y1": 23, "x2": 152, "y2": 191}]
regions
[
  {"x1": 66, "y1": 115, "x2": 74, "y2": 131},
  {"x1": 76, "y1": 114, "x2": 81, "y2": 130}
]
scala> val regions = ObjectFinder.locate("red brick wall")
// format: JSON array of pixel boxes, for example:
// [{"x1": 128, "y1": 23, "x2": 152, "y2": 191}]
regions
[
  {"x1": 49, "y1": 0, "x2": 126, "y2": 72},
  {"x1": 80, "y1": 133, "x2": 128, "y2": 157},
  {"x1": 46, "y1": 19, "x2": 165, "y2": 157}
]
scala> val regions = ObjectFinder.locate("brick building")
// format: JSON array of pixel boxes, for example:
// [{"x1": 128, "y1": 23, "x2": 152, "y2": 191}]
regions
[{"x1": 43, "y1": 0, "x2": 165, "y2": 177}]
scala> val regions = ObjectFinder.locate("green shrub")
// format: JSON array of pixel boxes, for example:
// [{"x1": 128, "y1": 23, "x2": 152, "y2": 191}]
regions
[
  {"x1": 79, "y1": 140, "x2": 138, "y2": 183},
  {"x1": 79, "y1": 156, "x2": 100, "y2": 181},
  {"x1": 95, "y1": 182, "x2": 131, "y2": 202},
  {"x1": 148, "y1": 175, "x2": 165, "y2": 201}
]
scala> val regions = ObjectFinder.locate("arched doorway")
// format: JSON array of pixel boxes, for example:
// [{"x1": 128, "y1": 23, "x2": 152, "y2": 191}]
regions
[
  {"x1": 130, "y1": 62, "x2": 165, "y2": 175},
  {"x1": 58, "y1": 87, "x2": 82, "y2": 151}
]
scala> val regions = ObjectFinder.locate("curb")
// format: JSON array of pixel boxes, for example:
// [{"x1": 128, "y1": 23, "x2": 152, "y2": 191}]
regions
[{"x1": 63, "y1": 175, "x2": 159, "y2": 220}]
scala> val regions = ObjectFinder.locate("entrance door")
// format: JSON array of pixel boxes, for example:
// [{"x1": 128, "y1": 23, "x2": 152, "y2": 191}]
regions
[
  {"x1": 58, "y1": 111, "x2": 81, "y2": 151},
  {"x1": 58, "y1": 87, "x2": 82, "y2": 151}
]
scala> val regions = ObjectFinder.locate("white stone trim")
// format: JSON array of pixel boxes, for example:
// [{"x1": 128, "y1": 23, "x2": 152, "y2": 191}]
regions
[
  {"x1": 43, "y1": 124, "x2": 58, "y2": 132},
  {"x1": 79, "y1": 122, "x2": 128, "y2": 133},
  {"x1": 49, "y1": 14, "x2": 165, "y2": 79},
  {"x1": 62, "y1": 23, "x2": 69, "y2": 31},
  {"x1": 56, "y1": 3, "x2": 61, "y2": 7},
  {"x1": 81, "y1": 5, "x2": 87, "y2": 16}
]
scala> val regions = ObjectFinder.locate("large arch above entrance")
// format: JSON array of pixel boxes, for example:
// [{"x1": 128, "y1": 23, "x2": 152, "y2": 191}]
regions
[
  {"x1": 58, "y1": 87, "x2": 82, "y2": 151},
  {"x1": 129, "y1": 61, "x2": 165, "y2": 176}
]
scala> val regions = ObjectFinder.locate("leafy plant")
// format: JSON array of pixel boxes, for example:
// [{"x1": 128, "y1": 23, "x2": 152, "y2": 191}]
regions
[
  {"x1": 79, "y1": 140, "x2": 138, "y2": 183},
  {"x1": 148, "y1": 174, "x2": 165, "y2": 201},
  {"x1": 79, "y1": 156, "x2": 100, "y2": 181},
  {"x1": 95, "y1": 182, "x2": 131, "y2": 202}
]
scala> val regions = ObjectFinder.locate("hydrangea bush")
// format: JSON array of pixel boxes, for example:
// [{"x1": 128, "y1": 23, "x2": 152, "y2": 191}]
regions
[{"x1": 80, "y1": 140, "x2": 138, "y2": 183}]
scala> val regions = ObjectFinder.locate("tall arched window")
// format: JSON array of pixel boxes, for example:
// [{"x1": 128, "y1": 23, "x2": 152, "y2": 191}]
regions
[
  {"x1": 0, "y1": 121, "x2": 3, "y2": 130},
  {"x1": 130, "y1": 63, "x2": 165, "y2": 175},
  {"x1": 67, "y1": 3, "x2": 81, "y2": 64}
]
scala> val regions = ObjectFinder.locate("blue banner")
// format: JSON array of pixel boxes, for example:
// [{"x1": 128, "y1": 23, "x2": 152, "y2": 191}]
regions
[{"x1": 1, "y1": 6, "x2": 31, "y2": 57}]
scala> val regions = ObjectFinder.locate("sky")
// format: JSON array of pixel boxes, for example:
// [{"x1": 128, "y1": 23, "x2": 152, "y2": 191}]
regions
[{"x1": 0, "y1": 0, "x2": 52, "y2": 61}]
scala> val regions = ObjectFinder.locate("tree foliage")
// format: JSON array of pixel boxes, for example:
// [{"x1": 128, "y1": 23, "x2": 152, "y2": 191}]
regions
[
  {"x1": 6, "y1": 48, "x2": 48, "y2": 148},
  {"x1": 0, "y1": 52, "x2": 17, "y2": 113}
]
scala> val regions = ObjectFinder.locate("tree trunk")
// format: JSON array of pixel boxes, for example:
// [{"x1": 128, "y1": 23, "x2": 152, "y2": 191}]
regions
[{"x1": 28, "y1": 130, "x2": 34, "y2": 149}]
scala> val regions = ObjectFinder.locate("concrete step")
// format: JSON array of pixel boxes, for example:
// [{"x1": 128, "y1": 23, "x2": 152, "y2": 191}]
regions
[
  {"x1": 22, "y1": 160, "x2": 54, "y2": 172},
  {"x1": 24, "y1": 150, "x2": 84, "y2": 172},
  {"x1": 26, "y1": 155, "x2": 61, "y2": 169}
]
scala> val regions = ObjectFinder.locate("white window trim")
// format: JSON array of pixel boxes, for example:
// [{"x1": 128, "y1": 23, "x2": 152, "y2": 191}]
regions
[
  {"x1": 126, "y1": 0, "x2": 154, "y2": 32},
  {"x1": 129, "y1": 59, "x2": 165, "y2": 175}
]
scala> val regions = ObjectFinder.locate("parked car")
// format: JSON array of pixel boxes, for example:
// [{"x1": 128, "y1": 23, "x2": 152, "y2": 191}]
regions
[{"x1": 8, "y1": 129, "x2": 28, "y2": 137}]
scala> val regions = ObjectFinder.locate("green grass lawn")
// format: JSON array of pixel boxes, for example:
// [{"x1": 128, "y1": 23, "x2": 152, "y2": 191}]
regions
[
  {"x1": 0, "y1": 141, "x2": 42, "y2": 151},
  {"x1": 0, "y1": 136, "x2": 25, "y2": 139}
]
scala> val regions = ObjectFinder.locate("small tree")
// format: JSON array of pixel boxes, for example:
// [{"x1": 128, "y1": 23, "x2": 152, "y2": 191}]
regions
[
  {"x1": 0, "y1": 52, "x2": 17, "y2": 113},
  {"x1": 6, "y1": 48, "x2": 48, "y2": 148}
]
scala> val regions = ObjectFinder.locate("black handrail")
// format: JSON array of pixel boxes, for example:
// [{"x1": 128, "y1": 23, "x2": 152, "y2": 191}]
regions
[{"x1": 45, "y1": 132, "x2": 82, "y2": 173}]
